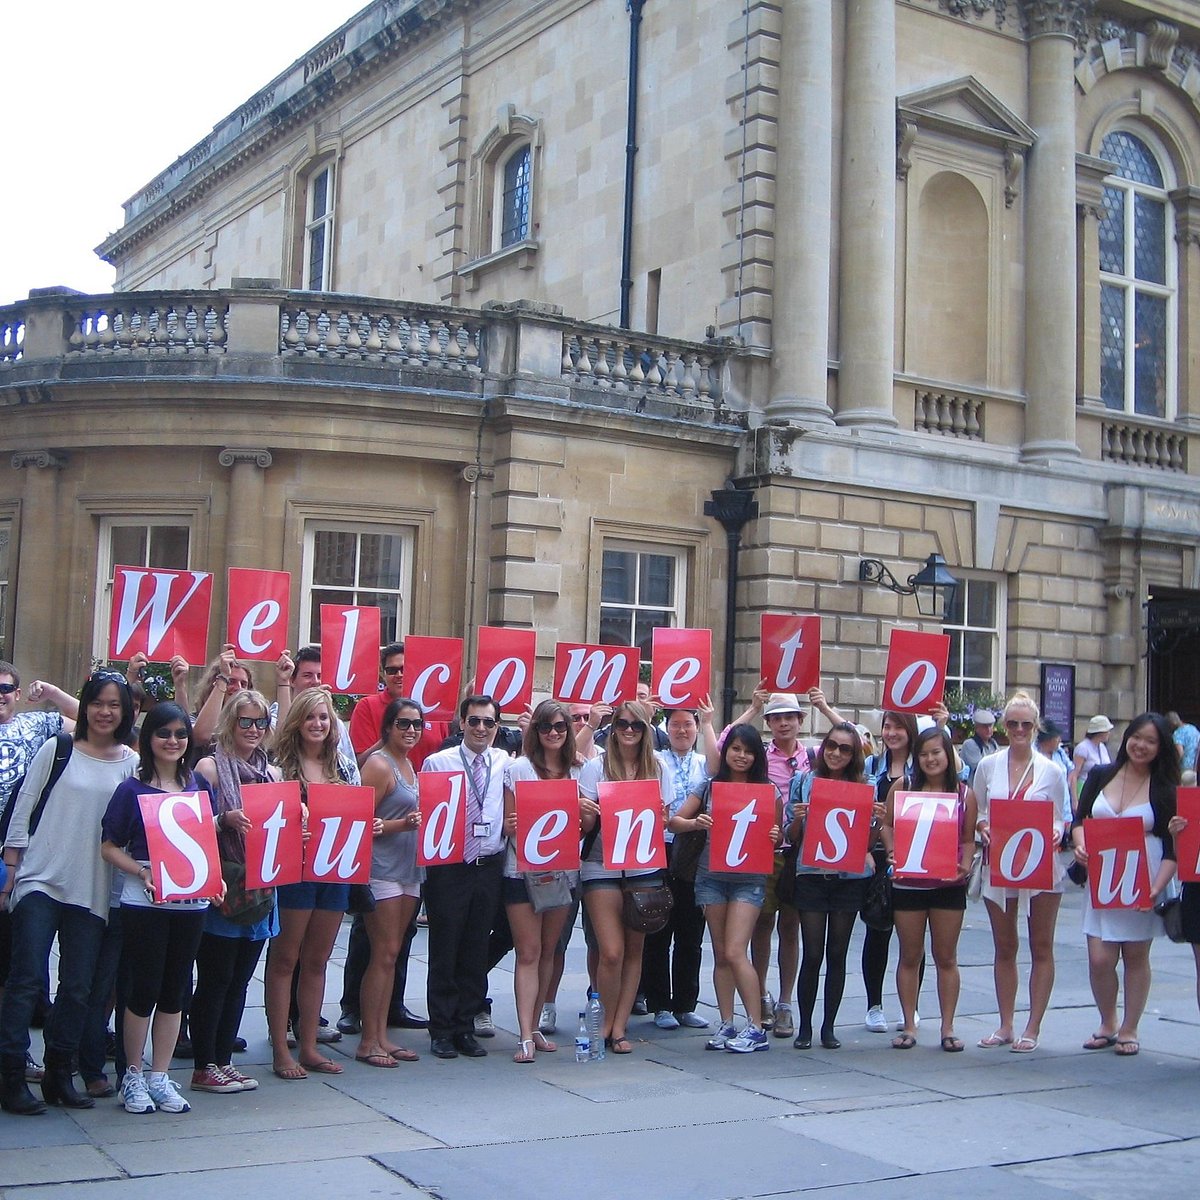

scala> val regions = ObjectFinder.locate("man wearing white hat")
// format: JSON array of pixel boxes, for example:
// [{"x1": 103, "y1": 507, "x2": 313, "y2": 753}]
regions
[{"x1": 959, "y1": 709, "x2": 999, "y2": 786}]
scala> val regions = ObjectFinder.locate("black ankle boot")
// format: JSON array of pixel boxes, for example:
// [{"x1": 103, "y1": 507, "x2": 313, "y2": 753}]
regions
[
  {"x1": 0, "y1": 1056, "x2": 46, "y2": 1115},
  {"x1": 41, "y1": 1050, "x2": 94, "y2": 1109}
]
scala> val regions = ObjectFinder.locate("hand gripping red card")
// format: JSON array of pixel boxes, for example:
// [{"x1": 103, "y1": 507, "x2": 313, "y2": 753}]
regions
[
  {"x1": 892, "y1": 791, "x2": 960, "y2": 881},
  {"x1": 651, "y1": 628, "x2": 711, "y2": 709},
  {"x1": 760, "y1": 614, "x2": 821, "y2": 694},
  {"x1": 882, "y1": 629, "x2": 950, "y2": 715},
  {"x1": 241, "y1": 781, "x2": 304, "y2": 889},
  {"x1": 226, "y1": 568, "x2": 291, "y2": 662},
  {"x1": 515, "y1": 779, "x2": 581, "y2": 871},
  {"x1": 301, "y1": 784, "x2": 374, "y2": 885},
  {"x1": 1085, "y1": 816, "x2": 1151, "y2": 910},
  {"x1": 138, "y1": 791, "x2": 221, "y2": 902},
  {"x1": 799, "y1": 778, "x2": 873, "y2": 873},
  {"x1": 110, "y1": 567, "x2": 213, "y2": 662},
  {"x1": 708, "y1": 782, "x2": 776, "y2": 874},
  {"x1": 989, "y1": 799, "x2": 1056, "y2": 891},
  {"x1": 598, "y1": 780, "x2": 667, "y2": 870}
]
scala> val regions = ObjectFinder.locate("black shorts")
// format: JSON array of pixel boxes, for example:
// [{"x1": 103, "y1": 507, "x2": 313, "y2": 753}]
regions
[
  {"x1": 791, "y1": 873, "x2": 868, "y2": 914},
  {"x1": 891, "y1": 883, "x2": 967, "y2": 913},
  {"x1": 1181, "y1": 882, "x2": 1200, "y2": 944}
]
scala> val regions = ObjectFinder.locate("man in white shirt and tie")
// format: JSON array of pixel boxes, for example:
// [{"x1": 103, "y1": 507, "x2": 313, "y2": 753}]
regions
[{"x1": 420, "y1": 695, "x2": 508, "y2": 1058}]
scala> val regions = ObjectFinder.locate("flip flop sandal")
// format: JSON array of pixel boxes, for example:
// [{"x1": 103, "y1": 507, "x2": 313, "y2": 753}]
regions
[
  {"x1": 940, "y1": 1036, "x2": 964, "y2": 1053},
  {"x1": 513, "y1": 1040, "x2": 536, "y2": 1064},
  {"x1": 532, "y1": 1032, "x2": 558, "y2": 1052},
  {"x1": 1115, "y1": 1039, "x2": 1140, "y2": 1056},
  {"x1": 892, "y1": 1033, "x2": 917, "y2": 1050},
  {"x1": 1083, "y1": 1033, "x2": 1118, "y2": 1050},
  {"x1": 355, "y1": 1052, "x2": 398, "y2": 1068},
  {"x1": 1010, "y1": 1037, "x2": 1039, "y2": 1053},
  {"x1": 272, "y1": 1063, "x2": 308, "y2": 1080},
  {"x1": 300, "y1": 1058, "x2": 343, "y2": 1074},
  {"x1": 389, "y1": 1047, "x2": 419, "y2": 1062},
  {"x1": 977, "y1": 1032, "x2": 1013, "y2": 1048},
  {"x1": 608, "y1": 1035, "x2": 634, "y2": 1054}
]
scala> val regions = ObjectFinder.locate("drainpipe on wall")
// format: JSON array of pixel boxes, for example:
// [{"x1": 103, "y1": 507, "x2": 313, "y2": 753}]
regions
[{"x1": 619, "y1": 0, "x2": 646, "y2": 329}]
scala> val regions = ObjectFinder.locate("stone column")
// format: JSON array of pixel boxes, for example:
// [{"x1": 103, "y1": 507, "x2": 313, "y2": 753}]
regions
[
  {"x1": 768, "y1": 0, "x2": 834, "y2": 426},
  {"x1": 835, "y1": 0, "x2": 898, "y2": 429},
  {"x1": 1075, "y1": 153, "x2": 1113, "y2": 409},
  {"x1": 10, "y1": 451, "x2": 66, "y2": 683},
  {"x1": 218, "y1": 448, "x2": 273, "y2": 570},
  {"x1": 1021, "y1": 0, "x2": 1088, "y2": 461},
  {"x1": 1171, "y1": 186, "x2": 1200, "y2": 425}
]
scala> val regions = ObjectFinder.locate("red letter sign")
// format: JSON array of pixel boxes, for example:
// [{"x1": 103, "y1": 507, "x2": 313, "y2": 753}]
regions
[
  {"x1": 553, "y1": 643, "x2": 639, "y2": 706},
  {"x1": 406, "y1": 636, "x2": 464, "y2": 720},
  {"x1": 1175, "y1": 788, "x2": 1200, "y2": 884},
  {"x1": 241, "y1": 781, "x2": 304, "y2": 889},
  {"x1": 515, "y1": 779, "x2": 580, "y2": 871},
  {"x1": 474, "y1": 627, "x2": 535, "y2": 715},
  {"x1": 320, "y1": 604, "x2": 381, "y2": 696},
  {"x1": 882, "y1": 629, "x2": 950, "y2": 715},
  {"x1": 761, "y1": 614, "x2": 821, "y2": 694},
  {"x1": 418, "y1": 771, "x2": 467, "y2": 866},
  {"x1": 989, "y1": 799, "x2": 1056, "y2": 891},
  {"x1": 651, "y1": 628, "x2": 711, "y2": 709},
  {"x1": 598, "y1": 780, "x2": 667, "y2": 870},
  {"x1": 109, "y1": 567, "x2": 213, "y2": 662},
  {"x1": 1085, "y1": 817, "x2": 1151, "y2": 910},
  {"x1": 892, "y1": 791, "x2": 960, "y2": 881},
  {"x1": 226, "y1": 568, "x2": 291, "y2": 662},
  {"x1": 139, "y1": 791, "x2": 221, "y2": 902},
  {"x1": 800, "y1": 778, "x2": 873, "y2": 873},
  {"x1": 709, "y1": 782, "x2": 776, "y2": 874},
  {"x1": 301, "y1": 784, "x2": 374, "y2": 884}
]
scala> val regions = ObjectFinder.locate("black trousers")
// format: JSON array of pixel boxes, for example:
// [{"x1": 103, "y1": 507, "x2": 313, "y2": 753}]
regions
[
  {"x1": 641, "y1": 873, "x2": 705, "y2": 1014},
  {"x1": 423, "y1": 857, "x2": 502, "y2": 1040},
  {"x1": 338, "y1": 911, "x2": 419, "y2": 1016}
]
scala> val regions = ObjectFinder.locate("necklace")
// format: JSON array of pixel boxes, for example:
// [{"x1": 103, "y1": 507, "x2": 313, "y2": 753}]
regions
[{"x1": 1115, "y1": 768, "x2": 1149, "y2": 813}]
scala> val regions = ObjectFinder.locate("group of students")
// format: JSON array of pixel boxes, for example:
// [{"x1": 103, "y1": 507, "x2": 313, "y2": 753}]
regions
[{"x1": 0, "y1": 643, "x2": 1195, "y2": 1120}]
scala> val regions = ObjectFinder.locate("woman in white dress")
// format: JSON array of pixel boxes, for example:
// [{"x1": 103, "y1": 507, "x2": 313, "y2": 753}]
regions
[
  {"x1": 1071, "y1": 713, "x2": 1179, "y2": 1057},
  {"x1": 974, "y1": 692, "x2": 1070, "y2": 1053}
]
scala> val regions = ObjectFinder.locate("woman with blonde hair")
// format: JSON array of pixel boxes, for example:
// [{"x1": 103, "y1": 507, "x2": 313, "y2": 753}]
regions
[
  {"x1": 265, "y1": 688, "x2": 358, "y2": 1079},
  {"x1": 973, "y1": 691, "x2": 1070, "y2": 1053}
]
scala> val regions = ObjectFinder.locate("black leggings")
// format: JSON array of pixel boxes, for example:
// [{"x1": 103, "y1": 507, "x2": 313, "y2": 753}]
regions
[
  {"x1": 797, "y1": 909, "x2": 857, "y2": 1037},
  {"x1": 191, "y1": 932, "x2": 266, "y2": 1070},
  {"x1": 120, "y1": 906, "x2": 205, "y2": 1019}
]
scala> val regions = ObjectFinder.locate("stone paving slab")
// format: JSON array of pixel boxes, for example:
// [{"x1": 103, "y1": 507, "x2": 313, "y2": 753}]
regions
[
  {"x1": 3, "y1": 1145, "x2": 120, "y2": 1188},
  {"x1": 1008, "y1": 1137, "x2": 1200, "y2": 1198},
  {"x1": 767, "y1": 1165, "x2": 1080, "y2": 1199},
  {"x1": 1023, "y1": 1072, "x2": 1200, "y2": 1140}
]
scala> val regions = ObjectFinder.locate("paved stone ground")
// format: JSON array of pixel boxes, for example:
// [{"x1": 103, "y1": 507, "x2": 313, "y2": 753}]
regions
[{"x1": 3, "y1": 888, "x2": 1200, "y2": 1198}]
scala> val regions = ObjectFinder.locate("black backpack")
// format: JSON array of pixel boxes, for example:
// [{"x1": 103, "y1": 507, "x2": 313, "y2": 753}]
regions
[{"x1": 0, "y1": 733, "x2": 74, "y2": 844}]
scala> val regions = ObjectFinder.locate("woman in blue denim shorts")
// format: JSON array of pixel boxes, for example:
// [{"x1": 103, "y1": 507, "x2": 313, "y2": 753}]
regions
[{"x1": 669, "y1": 724, "x2": 779, "y2": 1053}]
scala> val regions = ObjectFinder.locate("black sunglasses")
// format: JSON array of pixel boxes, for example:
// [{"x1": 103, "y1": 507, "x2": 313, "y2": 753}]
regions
[
  {"x1": 614, "y1": 718, "x2": 647, "y2": 733},
  {"x1": 0, "y1": 683, "x2": 17, "y2": 696},
  {"x1": 537, "y1": 720, "x2": 569, "y2": 735},
  {"x1": 236, "y1": 716, "x2": 271, "y2": 730},
  {"x1": 152, "y1": 726, "x2": 190, "y2": 740},
  {"x1": 465, "y1": 715, "x2": 497, "y2": 729},
  {"x1": 392, "y1": 717, "x2": 423, "y2": 731}
]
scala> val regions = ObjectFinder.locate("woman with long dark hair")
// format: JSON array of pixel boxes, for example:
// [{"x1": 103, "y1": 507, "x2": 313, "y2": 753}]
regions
[
  {"x1": 101, "y1": 702, "x2": 219, "y2": 1114},
  {"x1": 669, "y1": 723, "x2": 778, "y2": 1052},
  {"x1": 787, "y1": 722, "x2": 871, "y2": 1050},
  {"x1": 1072, "y1": 712, "x2": 1178, "y2": 1056},
  {"x1": 882, "y1": 726, "x2": 977, "y2": 1052}
]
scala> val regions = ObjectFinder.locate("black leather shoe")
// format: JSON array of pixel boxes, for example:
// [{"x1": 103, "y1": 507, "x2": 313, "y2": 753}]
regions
[
  {"x1": 41, "y1": 1059, "x2": 94, "y2": 1109},
  {"x1": 0, "y1": 1061, "x2": 46, "y2": 1116},
  {"x1": 232, "y1": 1036, "x2": 248, "y2": 1053},
  {"x1": 337, "y1": 1010, "x2": 362, "y2": 1036},
  {"x1": 430, "y1": 1037, "x2": 459, "y2": 1059},
  {"x1": 453, "y1": 1032, "x2": 487, "y2": 1057},
  {"x1": 388, "y1": 1006, "x2": 428, "y2": 1030}
]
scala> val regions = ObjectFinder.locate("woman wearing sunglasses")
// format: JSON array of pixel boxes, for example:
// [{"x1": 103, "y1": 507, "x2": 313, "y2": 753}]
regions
[
  {"x1": 578, "y1": 701, "x2": 669, "y2": 1054},
  {"x1": 786, "y1": 723, "x2": 872, "y2": 1050},
  {"x1": 502, "y1": 699, "x2": 580, "y2": 1062},
  {"x1": 973, "y1": 692, "x2": 1070, "y2": 1053},
  {"x1": 101, "y1": 703, "x2": 220, "y2": 1114},
  {"x1": 188, "y1": 690, "x2": 279, "y2": 1093},
  {"x1": 355, "y1": 697, "x2": 424, "y2": 1068}
]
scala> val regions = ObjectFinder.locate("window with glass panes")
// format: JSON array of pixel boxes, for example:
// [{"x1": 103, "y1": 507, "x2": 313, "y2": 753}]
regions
[
  {"x1": 1098, "y1": 131, "x2": 1175, "y2": 418},
  {"x1": 302, "y1": 524, "x2": 411, "y2": 645},
  {"x1": 942, "y1": 577, "x2": 1000, "y2": 694},
  {"x1": 304, "y1": 165, "x2": 334, "y2": 291},
  {"x1": 599, "y1": 545, "x2": 684, "y2": 663},
  {"x1": 94, "y1": 519, "x2": 191, "y2": 655},
  {"x1": 499, "y1": 144, "x2": 531, "y2": 248}
]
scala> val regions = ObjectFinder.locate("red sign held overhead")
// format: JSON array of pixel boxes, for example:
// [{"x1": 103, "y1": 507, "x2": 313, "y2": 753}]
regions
[
  {"x1": 418, "y1": 771, "x2": 467, "y2": 866},
  {"x1": 474, "y1": 627, "x2": 536, "y2": 715},
  {"x1": 240, "y1": 781, "x2": 304, "y2": 889},
  {"x1": 553, "y1": 643, "x2": 639, "y2": 706},
  {"x1": 109, "y1": 566, "x2": 213, "y2": 662},
  {"x1": 1084, "y1": 816, "x2": 1152, "y2": 910},
  {"x1": 138, "y1": 791, "x2": 222, "y2": 902},
  {"x1": 301, "y1": 783, "x2": 374, "y2": 885},
  {"x1": 760, "y1": 614, "x2": 821, "y2": 695},
  {"x1": 514, "y1": 779, "x2": 581, "y2": 872},
  {"x1": 988, "y1": 799, "x2": 1056, "y2": 891},
  {"x1": 598, "y1": 780, "x2": 667, "y2": 870},
  {"x1": 799, "y1": 778, "x2": 874, "y2": 874},
  {"x1": 882, "y1": 629, "x2": 950, "y2": 715},
  {"x1": 226, "y1": 568, "x2": 291, "y2": 662},
  {"x1": 708, "y1": 782, "x2": 776, "y2": 874},
  {"x1": 651, "y1": 628, "x2": 711, "y2": 709},
  {"x1": 405, "y1": 636, "x2": 464, "y2": 720},
  {"x1": 891, "y1": 791, "x2": 961, "y2": 882},
  {"x1": 320, "y1": 604, "x2": 381, "y2": 696},
  {"x1": 1174, "y1": 788, "x2": 1200, "y2": 884}
]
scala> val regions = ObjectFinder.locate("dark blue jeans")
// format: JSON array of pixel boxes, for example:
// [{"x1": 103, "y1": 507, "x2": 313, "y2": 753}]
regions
[
  {"x1": 78, "y1": 906, "x2": 126, "y2": 1084},
  {"x1": 0, "y1": 891, "x2": 105, "y2": 1064}
]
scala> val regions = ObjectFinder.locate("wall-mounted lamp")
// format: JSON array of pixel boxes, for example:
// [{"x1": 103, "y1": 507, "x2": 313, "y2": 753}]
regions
[{"x1": 858, "y1": 553, "x2": 960, "y2": 620}]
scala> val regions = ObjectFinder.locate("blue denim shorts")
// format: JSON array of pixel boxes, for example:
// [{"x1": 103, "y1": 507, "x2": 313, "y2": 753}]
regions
[
  {"x1": 276, "y1": 881, "x2": 351, "y2": 912},
  {"x1": 693, "y1": 868, "x2": 766, "y2": 908}
]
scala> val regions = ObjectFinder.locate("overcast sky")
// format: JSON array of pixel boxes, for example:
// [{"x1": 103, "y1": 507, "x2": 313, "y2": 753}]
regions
[{"x1": 1, "y1": 1, "x2": 367, "y2": 306}]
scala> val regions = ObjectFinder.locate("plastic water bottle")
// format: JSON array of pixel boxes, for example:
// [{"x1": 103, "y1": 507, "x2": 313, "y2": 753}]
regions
[
  {"x1": 587, "y1": 989, "x2": 605, "y2": 1061},
  {"x1": 575, "y1": 1013, "x2": 590, "y2": 1063}
]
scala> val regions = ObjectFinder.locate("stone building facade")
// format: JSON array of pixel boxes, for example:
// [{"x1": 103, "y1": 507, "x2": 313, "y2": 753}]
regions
[{"x1": 2, "y1": 0, "x2": 1199, "y2": 737}]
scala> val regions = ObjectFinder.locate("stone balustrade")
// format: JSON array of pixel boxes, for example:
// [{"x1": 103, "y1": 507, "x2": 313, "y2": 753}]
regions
[
  {"x1": 913, "y1": 387, "x2": 985, "y2": 440},
  {"x1": 561, "y1": 330, "x2": 723, "y2": 407},
  {"x1": 65, "y1": 296, "x2": 230, "y2": 356},
  {"x1": 1100, "y1": 417, "x2": 1188, "y2": 471}
]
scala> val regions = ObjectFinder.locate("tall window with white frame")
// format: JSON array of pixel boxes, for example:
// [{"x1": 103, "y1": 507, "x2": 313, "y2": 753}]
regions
[
  {"x1": 0, "y1": 521, "x2": 9, "y2": 659},
  {"x1": 304, "y1": 163, "x2": 335, "y2": 291},
  {"x1": 302, "y1": 523, "x2": 412, "y2": 645},
  {"x1": 941, "y1": 576, "x2": 1002, "y2": 699},
  {"x1": 94, "y1": 519, "x2": 191, "y2": 656},
  {"x1": 1098, "y1": 130, "x2": 1176, "y2": 419},
  {"x1": 498, "y1": 143, "x2": 531, "y2": 249},
  {"x1": 599, "y1": 544, "x2": 685, "y2": 665}
]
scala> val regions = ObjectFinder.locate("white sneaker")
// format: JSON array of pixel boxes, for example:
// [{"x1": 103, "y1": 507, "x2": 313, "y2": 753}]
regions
[
  {"x1": 865, "y1": 1006, "x2": 888, "y2": 1033},
  {"x1": 654, "y1": 1010, "x2": 680, "y2": 1030},
  {"x1": 146, "y1": 1072, "x2": 190, "y2": 1113},
  {"x1": 675, "y1": 1011, "x2": 710, "y2": 1029},
  {"x1": 538, "y1": 1004, "x2": 557, "y2": 1035},
  {"x1": 706, "y1": 1020, "x2": 738, "y2": 1051},
  {"x1": 474, "y1": 1009, "x2": 496, "y2": 1038},
  {"x1": 121, "y1": 1068, "x2": 155, "y2": 1114},
  {"x1": 725, "y1": 1024, "x2": 770, "y2": 1053}
]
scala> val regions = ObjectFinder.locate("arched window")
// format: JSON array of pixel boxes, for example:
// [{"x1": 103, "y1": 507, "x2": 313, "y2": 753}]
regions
[
  {"x1": 1098, "y1": 131, "x2": 1176, "y2": 418},
  {"x1": 499, "y1": 144, "x2": 532, "y2": 249},
  {"x1": 303, "y1": 162, "x2": 335, "y2": 291}
]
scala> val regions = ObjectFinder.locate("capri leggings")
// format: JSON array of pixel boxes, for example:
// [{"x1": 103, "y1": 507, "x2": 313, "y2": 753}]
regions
[{"x1": 119, "y1": 905, "x2": 205, "y2": 1019}]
